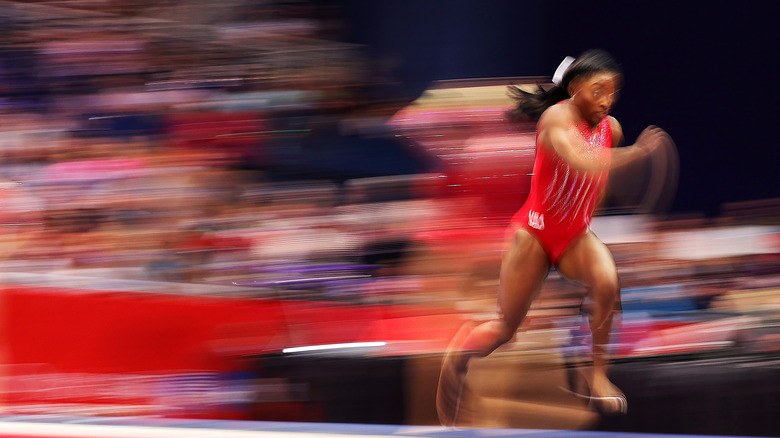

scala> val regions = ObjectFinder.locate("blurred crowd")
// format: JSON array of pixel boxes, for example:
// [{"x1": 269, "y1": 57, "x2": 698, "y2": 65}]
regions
[{"x1": 0, "y1": 0, "x2": 437, "y2": 297}]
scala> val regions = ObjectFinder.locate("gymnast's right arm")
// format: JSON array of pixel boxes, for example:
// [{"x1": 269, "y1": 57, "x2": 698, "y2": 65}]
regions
[{"x1": 538, "y1": 104, "x2": 611, "y2": 173}]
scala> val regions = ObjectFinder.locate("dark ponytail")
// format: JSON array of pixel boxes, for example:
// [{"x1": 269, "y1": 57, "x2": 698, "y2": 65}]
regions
[
  {"x1": 506, "y1": 49, "x2": 622, "y2": 122},
  {"x1": 506, "y1": 84, "x2": 568, "y2": 122}
]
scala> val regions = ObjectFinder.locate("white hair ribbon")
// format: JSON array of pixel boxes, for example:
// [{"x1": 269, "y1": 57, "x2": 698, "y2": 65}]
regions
[{"x1": 552, "y1": 56, "x2": 575, "y2": 86}]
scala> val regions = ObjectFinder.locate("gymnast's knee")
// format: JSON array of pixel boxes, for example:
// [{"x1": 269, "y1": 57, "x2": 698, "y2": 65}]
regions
[
  {"x1": 463, "y1": 319, "x2": 517, "y2": 355},
  {"x1": 590, "y1": 271, "x2": 619, "y2": 304},
  {"x1": 486, "y1": 318, "x2": 518, "y2": 348}
]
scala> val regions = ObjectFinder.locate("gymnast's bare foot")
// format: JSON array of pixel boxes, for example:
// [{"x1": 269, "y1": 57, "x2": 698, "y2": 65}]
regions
[
  {"x1": 436, "y1": 321, "x2": 477, "y2": 426},
  {"x1": 590, "y1": 373, "x2": 627, "y2": 414}
]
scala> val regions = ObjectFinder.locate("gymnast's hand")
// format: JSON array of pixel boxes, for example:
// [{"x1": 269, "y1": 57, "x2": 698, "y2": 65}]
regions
[
  {"x1": 611, "y1": 125, "x2": 673, "y2": 169},
  {"x1": 634, "y1": 125, "x2": 672, "y2": 156}
]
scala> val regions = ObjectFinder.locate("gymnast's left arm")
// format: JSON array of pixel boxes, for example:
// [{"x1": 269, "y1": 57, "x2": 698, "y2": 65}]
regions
[{"x1": 609, "y1": 117, "x2": 669, "y2": 170}]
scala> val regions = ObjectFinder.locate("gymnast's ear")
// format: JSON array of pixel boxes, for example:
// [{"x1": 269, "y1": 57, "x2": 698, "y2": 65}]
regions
[{"x1": 567, "y1": 77, "x2": 583, "y2": 98}]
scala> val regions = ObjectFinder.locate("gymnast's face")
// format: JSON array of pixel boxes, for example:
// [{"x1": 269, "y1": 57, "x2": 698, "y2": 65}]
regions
[{"x1": 569, "y1": 72, "x2": 621, "y2": 126}]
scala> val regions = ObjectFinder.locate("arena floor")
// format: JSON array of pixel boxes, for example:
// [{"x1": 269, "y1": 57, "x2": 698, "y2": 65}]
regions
[{"x1": 0, "y1": 416, "x2": 760, "y2": 438}]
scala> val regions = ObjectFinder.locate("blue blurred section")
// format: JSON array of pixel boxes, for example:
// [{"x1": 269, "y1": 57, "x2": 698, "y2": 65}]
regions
[{"x1": 621, "y1": 285, "x2": 701, "y2": 314}]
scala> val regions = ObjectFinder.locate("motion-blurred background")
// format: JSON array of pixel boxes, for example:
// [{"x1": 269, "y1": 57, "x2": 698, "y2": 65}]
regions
[{"x1": 0, "y1": 1, "x2": 777, "y2": 437}]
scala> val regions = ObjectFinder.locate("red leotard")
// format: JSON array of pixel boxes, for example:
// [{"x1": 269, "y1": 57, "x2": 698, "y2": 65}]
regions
[{"x1": 509, "y1": 103, "x2": 612, "y2": 265}]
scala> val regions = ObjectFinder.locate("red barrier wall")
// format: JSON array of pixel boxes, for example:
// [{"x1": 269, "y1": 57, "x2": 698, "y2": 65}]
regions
[{"x1": 0, "y1": 284, "x2": 462, "y2": 418}]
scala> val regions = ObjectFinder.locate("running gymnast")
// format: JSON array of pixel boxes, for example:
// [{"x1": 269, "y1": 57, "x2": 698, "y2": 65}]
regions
[{"x1": 436, "y1": 49, "x2": 673, "y2": 426}]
